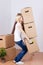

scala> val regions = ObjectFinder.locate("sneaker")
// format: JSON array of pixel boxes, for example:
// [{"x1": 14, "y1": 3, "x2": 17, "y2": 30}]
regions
[
  {"x1": 16, "y1": 61, "x2": 24, "y2": 65},
  {"x1": 13, "y1": 60, "x2": 16, "y2": 63}
]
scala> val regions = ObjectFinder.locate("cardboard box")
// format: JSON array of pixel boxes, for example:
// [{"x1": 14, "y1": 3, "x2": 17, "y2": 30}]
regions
[
  {"x1": 24, "y1": 22, "x2": 37, "y2": 38},
  {"x1": 5, "y1": 47, "x2": 16, "y2": 61},
  {"x1": 25, "y1": 38, "x2": 39, "y2": 54},
  {"x1": 21, "y1": 7, "x2": 34, "y2": 23},
  {"x1": 0, "y1": 34, "x2": 14, "y2": 48}
]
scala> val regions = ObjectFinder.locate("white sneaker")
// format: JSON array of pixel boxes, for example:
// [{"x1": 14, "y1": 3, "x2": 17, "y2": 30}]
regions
[
  {"x1": 16, "y1": 61, "x2": 24, "y2": 65},
  {"x1": 13, "y1": 60, "x2": 16, "y2": 63}
]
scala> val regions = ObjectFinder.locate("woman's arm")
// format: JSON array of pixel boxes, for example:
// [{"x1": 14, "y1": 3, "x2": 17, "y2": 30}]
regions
[{"x1": 18, "y1": 25, "x2": 30, "y2": 43}]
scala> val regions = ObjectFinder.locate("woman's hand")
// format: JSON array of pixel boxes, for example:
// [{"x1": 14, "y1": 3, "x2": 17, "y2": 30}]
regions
[
  {"x1": 23, "y1": 38, "x2": 30, "y2": 45},
  {"x1": 23, "y1": 38, "x2": 27, "y2": 45}
]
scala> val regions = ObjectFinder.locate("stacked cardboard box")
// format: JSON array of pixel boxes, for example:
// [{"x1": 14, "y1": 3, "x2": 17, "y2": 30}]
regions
[
  {"x1": 0, "y1": 34, "x2": 16, "y2": 60},
  {"x1": 24, "y1": 38, "x2": 39, "y2": 54},
  {"x1": 24, "y1": 23, "x2": 37, "y2": 38},
  {"x1": 21, "y1": 7, "x2": 34, "y2": 24},
  {"x1": 21, "y1": 7, "x2": 39, "y2": 54},
  {"x1": 5, "y1": 46, "x2": 16, "y2": 61}
]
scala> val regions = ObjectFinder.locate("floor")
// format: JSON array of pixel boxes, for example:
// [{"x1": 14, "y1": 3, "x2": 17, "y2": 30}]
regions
[{"x1": 0, "y1": 52, "x2": 43, "y2": 65}]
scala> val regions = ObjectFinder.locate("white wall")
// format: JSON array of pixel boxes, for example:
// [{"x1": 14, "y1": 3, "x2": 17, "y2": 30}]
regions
[
  {"x1": 0, "y1": 0, "x2": 11, "y2": 35},
  {"x1": 11, "y1": 0, "x2": 43, "y2": 52}
]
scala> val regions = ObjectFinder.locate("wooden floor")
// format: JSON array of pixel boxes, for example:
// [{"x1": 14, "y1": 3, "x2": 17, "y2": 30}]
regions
[{"x1": 0, "y1": 52, "x2": 43, "y2": 65}]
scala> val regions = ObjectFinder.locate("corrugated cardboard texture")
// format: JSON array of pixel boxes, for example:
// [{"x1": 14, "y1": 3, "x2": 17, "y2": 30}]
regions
[
  {"x1": 21, "y1": 7, "x2": 34, "y2": 23},
  {"x1": 25, "y1": 38, "x2": 39, "y2": 54},
  {"x1": 5, "y1": 47, "x2": 16, "y2": 61},
  {"x1": 24, "y1": 23, "x2": 37, "y2": 38},
  {"x1": 0, "y1": 34, "x2": 14, "y2": 48}
]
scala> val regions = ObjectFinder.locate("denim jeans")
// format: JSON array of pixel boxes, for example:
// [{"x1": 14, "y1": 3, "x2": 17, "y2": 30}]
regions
[{"x1": 14, "y1": 40, "x2": 28, "y2": 62}]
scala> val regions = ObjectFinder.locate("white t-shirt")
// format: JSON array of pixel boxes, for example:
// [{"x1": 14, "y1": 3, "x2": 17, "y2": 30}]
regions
[{"x1": 14, "y1": 22, "x2": 26, "y2": 42}]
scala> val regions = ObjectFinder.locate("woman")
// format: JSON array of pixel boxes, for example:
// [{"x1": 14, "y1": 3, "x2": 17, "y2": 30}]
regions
[{"x1": 11, "y1": 13, "x2": 30, "y2": 64}]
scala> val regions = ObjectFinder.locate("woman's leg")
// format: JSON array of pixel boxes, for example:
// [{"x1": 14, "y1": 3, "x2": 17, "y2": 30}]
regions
[{"x1": 14, "y1": 40, "x2": 28, "y2": 62}]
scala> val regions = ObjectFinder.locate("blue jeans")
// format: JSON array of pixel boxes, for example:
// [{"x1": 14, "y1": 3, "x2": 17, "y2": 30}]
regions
[{"x1": 14, "y1": 40, "x2": 28, "y2": 62}]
